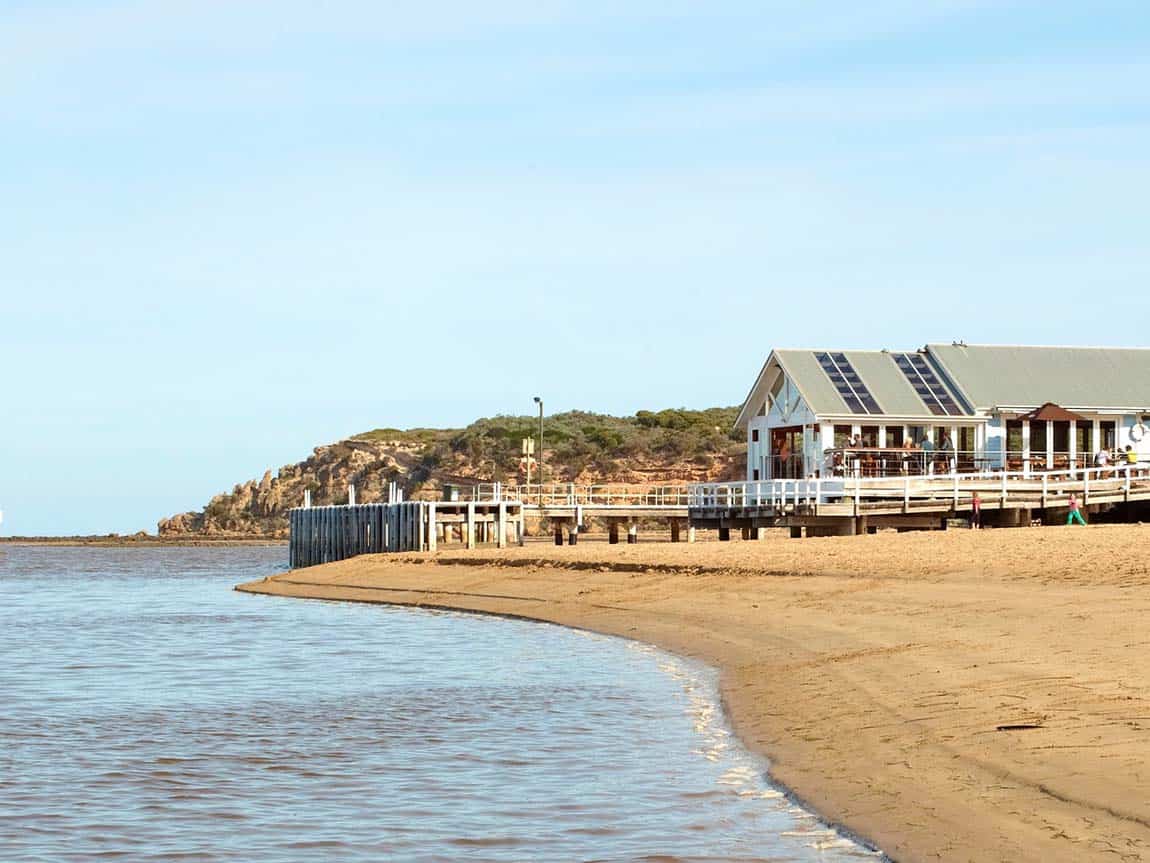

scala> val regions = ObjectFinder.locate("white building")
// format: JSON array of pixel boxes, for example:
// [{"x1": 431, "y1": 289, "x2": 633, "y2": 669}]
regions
[{"x1": 735, "y1": 344, "x2": 1150, "y2": 480}]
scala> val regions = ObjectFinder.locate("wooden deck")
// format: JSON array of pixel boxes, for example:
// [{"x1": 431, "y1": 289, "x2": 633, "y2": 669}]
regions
[{"x1": 689, "y1": 466, "x2": 1150, "y2": 534}]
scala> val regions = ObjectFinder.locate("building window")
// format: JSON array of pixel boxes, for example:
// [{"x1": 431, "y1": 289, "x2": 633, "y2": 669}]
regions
[
  {"x1": 885, "y1": 426, "x2": 904, "y2": 447},
  {"x1": 1101, "y1": 421, "x2": 1117, "y2": 450},
  {"x1": 751, "y1": 429, "x2": 760, "y2": 442},
  {"x1": 1030, "y1": 421, "x2": 1047, "y2": 454},
  {"x1": 834, "y1": 425, "x2": 851, "y2": 448},
  {"x1": 1006, "y1": 420, "x2": 1023, "y2": 457}
]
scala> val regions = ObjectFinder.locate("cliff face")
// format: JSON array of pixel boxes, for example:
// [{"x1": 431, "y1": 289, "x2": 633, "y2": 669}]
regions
[{"x1": 158, "y1": 408, "x2": 745, "y2": 538}]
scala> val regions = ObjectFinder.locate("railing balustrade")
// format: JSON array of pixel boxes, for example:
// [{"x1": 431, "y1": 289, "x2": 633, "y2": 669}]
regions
[{"x1": 689, "y1": 461, "x2": 1150, "y2": 513}]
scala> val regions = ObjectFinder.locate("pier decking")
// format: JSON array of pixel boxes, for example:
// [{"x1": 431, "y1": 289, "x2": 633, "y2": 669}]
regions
[
  {"x1": 287, "y1": 467, "x2": 1150, "y2": 567},
  {"x1": 689, "y1": 465, "x2": 1150, "y2": 535}
]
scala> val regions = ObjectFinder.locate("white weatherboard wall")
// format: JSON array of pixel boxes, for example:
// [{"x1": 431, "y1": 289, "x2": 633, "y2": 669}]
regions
[{"x1": 747, "y1": 376, "x2": 819, "y2": 480}]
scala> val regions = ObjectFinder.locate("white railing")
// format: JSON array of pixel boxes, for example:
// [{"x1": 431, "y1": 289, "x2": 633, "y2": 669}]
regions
[
  {"x1": 455, "y1": 483, "x2": 692, "y2": 508},
  {"x1": 691, "y1": 463, "x2": 1150, "y2": 513}
]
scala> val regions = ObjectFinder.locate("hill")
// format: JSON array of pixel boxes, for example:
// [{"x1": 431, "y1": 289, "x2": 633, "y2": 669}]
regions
[{"x1": 158, "y1": 407, "x2": 745, "y2": 537}]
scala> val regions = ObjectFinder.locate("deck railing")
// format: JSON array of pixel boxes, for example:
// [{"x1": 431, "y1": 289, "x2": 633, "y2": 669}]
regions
[
  {"x1": 823, "y1": 447, "x2": 1119, "y2": 478},
  {"x1": 692, "y1": 462, "x2": 1150, "y2": 514},
  {"x1": 451, "y1": 483, "x2": 691, "y2": 508}
]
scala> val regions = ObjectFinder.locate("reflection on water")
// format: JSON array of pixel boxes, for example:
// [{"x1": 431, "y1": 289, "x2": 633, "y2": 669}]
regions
[{"x1": 0, "y1": 546, "x2": 881, "y2": 862}]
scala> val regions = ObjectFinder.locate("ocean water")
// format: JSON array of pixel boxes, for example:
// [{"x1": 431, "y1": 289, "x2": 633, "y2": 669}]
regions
[{"x1": 0, "y1": 546, "x2": 881, "y2": 862}]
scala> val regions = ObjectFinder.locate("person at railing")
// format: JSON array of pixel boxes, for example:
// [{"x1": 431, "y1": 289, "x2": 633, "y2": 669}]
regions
[
  {"x1": 1095, "y1": 447, "x2": 1113, "y2": 478},
  {"x1": 901, "y1": 438, "x2": 917, "y2": 476},
  {"x1": 920, "y1": 435, "x2": 935, "y2": 475},
  {"x1": 940, "y1": 432, "x2": 957, "y2": 475},
  {"x1": 1124, "y1": 445, "x2": 1144, "y2": 477},
  {"x1": 830, "y1": 449, "x2": 845, "y2": 476}
]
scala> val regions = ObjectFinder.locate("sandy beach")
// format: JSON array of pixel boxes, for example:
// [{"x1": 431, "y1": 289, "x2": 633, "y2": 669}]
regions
[{"x1": 238, "y1": 525, "x2": 1150, "y2": 862}]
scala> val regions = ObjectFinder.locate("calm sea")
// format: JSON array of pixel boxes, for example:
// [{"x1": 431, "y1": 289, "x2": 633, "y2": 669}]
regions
[{"x1": 0, "y1": 546, "x2": 881, "y2": 862}]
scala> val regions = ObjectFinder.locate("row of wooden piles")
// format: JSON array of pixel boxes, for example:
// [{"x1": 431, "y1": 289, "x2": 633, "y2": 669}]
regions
[{"x1": 289, "y1": 503, "x2": 428, "y2": 569}]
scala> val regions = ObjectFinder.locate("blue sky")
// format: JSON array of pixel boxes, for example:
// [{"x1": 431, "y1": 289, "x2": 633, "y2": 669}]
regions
[{"x1": 2, "y1": 1, "x2": 1148, "y2": 535}]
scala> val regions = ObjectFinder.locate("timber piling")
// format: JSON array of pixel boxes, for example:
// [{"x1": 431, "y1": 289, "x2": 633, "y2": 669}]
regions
[{"x1": 289, "y1": 500, "x2": 524, "y2": 569}]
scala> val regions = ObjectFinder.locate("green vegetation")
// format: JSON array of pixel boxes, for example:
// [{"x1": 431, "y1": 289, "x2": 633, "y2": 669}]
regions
[{"x1": 357, "y1": 406, "x2": 742, "y2": 484}]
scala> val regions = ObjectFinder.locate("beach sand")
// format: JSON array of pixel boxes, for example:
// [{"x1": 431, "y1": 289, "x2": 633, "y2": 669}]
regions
[{"x1": 238, "y1": 524, "x2": 1150, "y2": 862}]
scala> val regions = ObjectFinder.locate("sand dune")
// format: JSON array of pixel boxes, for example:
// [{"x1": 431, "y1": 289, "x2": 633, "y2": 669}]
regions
[{"x1": 238, "y1": 524, "x2": 1150, "y2": 862}]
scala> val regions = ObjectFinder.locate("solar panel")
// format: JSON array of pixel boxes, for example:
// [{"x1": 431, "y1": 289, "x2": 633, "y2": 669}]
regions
[
  {"x1": 894, "y1": 353, "x2": 964, "y2": 416},
  {"x1": 815, "y1": 352, "x2": 883, "y2": 415}
]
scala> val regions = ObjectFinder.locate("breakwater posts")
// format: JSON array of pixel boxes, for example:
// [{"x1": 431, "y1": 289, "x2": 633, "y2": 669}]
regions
[{"x1": 289, "y1": 501, "x2": 525, "y2": 569}]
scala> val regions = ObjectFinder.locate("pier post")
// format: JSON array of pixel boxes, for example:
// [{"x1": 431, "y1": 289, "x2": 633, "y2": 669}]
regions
[
  {"x1": 609, "y1": 520, "x2": 620, "y2": 544},
  {"x1": 466, "y1": 503, "x2": 476, "y2": 549},
  {"x1": 627, "y1": 522, "x2": 638, "y2": 544},
  {"x1": 497, "y1": 501, "x2": 507, "y2": 549},
  {"x1": 554, "y1": 522, "x2": 565, "y2": 545},
  {"x1": 687, "y1": 525, "x2": 696, "y2": 543},
  {"x1": 289, "y1": 510, "x2": 297, "y2": 568},
  {"x1": 718, "y1": 527, "x2": 731, "y2": 542}
]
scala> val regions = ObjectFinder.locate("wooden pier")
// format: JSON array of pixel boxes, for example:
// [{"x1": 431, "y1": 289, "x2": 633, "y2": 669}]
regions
[
  {"x1": 501, "y1": 483, "x2": 691, "y2": 544},
  {"x1": 690, "y1": 466, "x2": 1150, "y2": 536},
  {"x1": 289, "y1": 500, "x2": 524, "y2": 568}
]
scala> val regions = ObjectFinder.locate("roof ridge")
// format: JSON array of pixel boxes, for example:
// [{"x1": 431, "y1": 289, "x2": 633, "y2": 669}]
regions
[{"x1": 927, "y1": 342, "x2": 1150, "y2": 351}]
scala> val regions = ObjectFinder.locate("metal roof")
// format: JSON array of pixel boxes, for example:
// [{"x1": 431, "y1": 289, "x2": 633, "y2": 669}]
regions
[
  {"x1": 774, "y1": 349, "x2": 973, "y2": 419},
  {"x1": 926, "y1": 344, "x2": 1150, "y2": 412}
]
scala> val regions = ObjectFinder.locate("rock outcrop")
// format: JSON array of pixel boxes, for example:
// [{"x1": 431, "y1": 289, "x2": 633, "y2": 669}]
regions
[{"x1": 159, "y1": 408, "x2": 744, "y2": 538}]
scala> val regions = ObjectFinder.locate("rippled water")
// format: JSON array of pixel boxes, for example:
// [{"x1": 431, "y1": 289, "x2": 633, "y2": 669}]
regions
[{"x1": 0, "y1": 546, "x2": 881, "y2": 861}]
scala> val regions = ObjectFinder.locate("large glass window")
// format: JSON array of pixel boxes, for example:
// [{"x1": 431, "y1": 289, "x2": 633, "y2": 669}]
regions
[
  {"x1": 1006, "y1": 421, "x2": 1022, "y2": 452},
  {"x1": 1101, "y1": 421, "x2": 1117, "y2": 450},
  {"x1": 1030, "y1": 421, "x2": 1047, "y2": 450},
  {"x1": 1075, "y1": 422, "x2": 1092, "y2": 455},
  {"x1": 885, "y1": 426, "x2": 904, "y2": 447},
  {"x1": 1030, "y1": 422, "x2": 1048, "y2": 462}
]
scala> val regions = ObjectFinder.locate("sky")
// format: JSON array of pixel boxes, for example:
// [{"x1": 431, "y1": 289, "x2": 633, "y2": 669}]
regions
[{"x1": 2, "y1": 0, "x2": 1149, "y2": 535}]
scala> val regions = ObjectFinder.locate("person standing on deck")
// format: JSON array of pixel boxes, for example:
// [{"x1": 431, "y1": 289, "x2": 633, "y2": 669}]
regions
[
  {"x1": 1066, "y1": 493, "x2": 1087, "y2": 526},
  {"x1": 970, "y1": 491, "x2": 982, "y2": 529},
  {"x1": 941, "y1": 432, "x2": 957, "y2": 474},
  {"x1": 921, "y1": 435, "x2": 935, "y2": 475},
  {"x1": 1095, "y1": 447, "x2": 1111, "y2": 477}
]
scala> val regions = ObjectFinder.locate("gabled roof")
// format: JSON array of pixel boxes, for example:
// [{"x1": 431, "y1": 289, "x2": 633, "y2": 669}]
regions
[
  {"x1": 736, "y1": 348, "x2": 973, "y2": 427},
  {"x1": 926, "y1": 344, "x2": 1150, "y2": 411}
]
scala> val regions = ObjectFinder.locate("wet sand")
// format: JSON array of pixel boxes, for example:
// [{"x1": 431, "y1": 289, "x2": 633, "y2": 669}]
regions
[{"x1": 238, "y1": 524, "x2": 1150, "y2": 862}]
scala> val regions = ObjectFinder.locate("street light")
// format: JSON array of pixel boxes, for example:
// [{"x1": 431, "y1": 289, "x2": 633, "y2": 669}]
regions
[{"x1": 533, "y1": 396, "x2": 543, "y2": 487}]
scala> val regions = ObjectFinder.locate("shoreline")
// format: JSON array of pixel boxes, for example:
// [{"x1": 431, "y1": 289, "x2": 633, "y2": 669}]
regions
[
  {"x1": 1, "y1": 537, "x2": 286, "y2": 547},
  {"x1": 245, "y1": 582, "x2": 890, "y2": 859},
  {"x1": 237, "y1": 525, "x2": 1150, "y2": 863}
]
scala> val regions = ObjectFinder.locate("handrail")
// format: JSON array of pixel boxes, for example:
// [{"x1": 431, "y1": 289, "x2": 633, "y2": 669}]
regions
[
  {"x1": 456, "y1": 482, "x2": 694, "y2": 507},
  {"x1": 688, "y1": 463, "x2": 1149, "y2": 511}
]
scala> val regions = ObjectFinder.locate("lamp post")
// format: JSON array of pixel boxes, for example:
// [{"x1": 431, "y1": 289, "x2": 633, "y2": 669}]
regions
[{"x1": 533, "y1": 396, "x2": 543, "y2": 490}]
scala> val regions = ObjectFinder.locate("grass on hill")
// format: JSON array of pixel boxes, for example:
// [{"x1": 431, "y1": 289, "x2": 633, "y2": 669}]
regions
[{"x1": 353, "y1": 407, "x2": 742, "y2": 484}]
